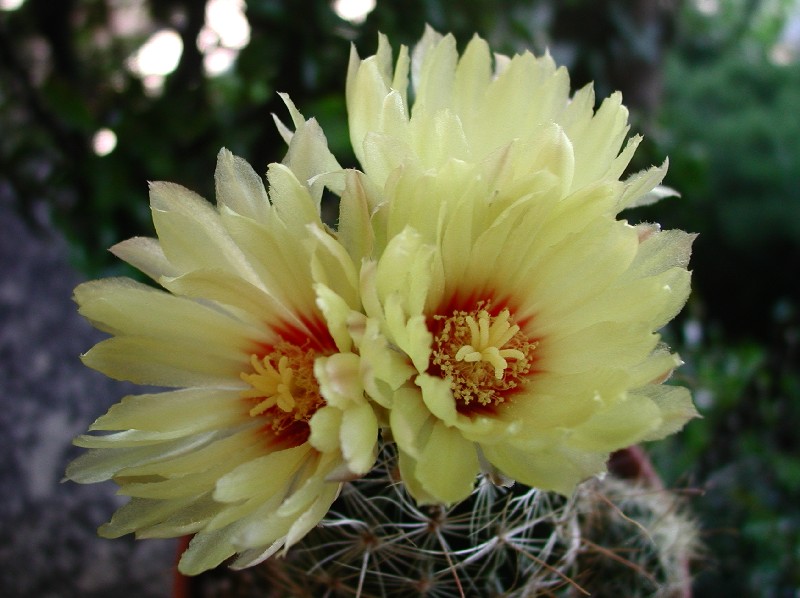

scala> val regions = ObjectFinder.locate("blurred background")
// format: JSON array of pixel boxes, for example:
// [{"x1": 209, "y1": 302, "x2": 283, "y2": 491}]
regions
[{"x1": 1, "y1": 0, "x2": 798, "y2": 596}]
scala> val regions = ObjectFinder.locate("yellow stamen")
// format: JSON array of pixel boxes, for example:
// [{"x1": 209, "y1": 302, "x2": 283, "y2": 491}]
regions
[
  {"x1": 432, "y1": 303, "x2": 537, "y2": 408},
  {"x1": 240, "y1": 342, "x2": 324, "y2": 437}
]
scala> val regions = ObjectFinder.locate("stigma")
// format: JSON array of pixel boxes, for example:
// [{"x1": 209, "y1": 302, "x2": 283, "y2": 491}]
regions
[{"x1": 453, "y1": 309, "x2": 527, "y2": 378}]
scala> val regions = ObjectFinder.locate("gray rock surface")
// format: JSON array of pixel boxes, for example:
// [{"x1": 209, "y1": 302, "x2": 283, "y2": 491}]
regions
[{"x1": 0, "y1": 193, "x2": 175, "y2": 598}]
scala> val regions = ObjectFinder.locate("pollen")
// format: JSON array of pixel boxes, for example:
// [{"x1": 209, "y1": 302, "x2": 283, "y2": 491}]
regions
[
  {"x1": 431, "y1": 302, "x2": 537, "y2": 409},
  {"x1": 241, "y1": 341, "x2": 325, "y2": 439}
]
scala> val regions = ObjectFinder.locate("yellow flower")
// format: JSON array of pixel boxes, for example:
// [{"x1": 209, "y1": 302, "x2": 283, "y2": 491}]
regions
[
  {"x1": 66, "y1": 104, "x2": 378, "y2": 574},
  {"x1": 346, "y1": 29, "x2": 698, "y2": 504},
  {"x1": 346, "y1": 26, "x2": 665, "y2": 221}
]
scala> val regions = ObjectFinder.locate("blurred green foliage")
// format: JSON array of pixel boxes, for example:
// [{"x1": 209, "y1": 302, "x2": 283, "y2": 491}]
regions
[
  {"x1": 654, "y1": 9, "x2": 800, "y2": 340},
  {"x1": 643, "y1": 3, "x2": 800, "y2": 595},
  {"x1": 2, "y1": 0, "x2": 799, "y2": 596}
]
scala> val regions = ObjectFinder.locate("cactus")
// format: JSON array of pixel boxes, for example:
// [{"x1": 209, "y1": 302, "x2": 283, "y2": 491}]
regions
[
  {"x1": 571, "y1": 476, "x2": 699, "y2": 597},
  {"x1": 185, "y1": 446, "x2": 698, "y2": 597}
]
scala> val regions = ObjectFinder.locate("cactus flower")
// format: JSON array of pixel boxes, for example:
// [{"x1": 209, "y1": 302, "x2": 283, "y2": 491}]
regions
[
  {"x1": 66, "y1": 108, "x2": 378, "y2": 574},
  {"x1": 346, "y1": 27, "x2": 698, "y2": 504}
]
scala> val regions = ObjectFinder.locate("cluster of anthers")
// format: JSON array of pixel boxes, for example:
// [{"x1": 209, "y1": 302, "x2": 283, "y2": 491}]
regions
[
  {"x1": 431, "y1": 302, "x2": 538, "y2": 411},
  {"x1": 240, "y1": 342, "x2": 325, "y2": 440}
]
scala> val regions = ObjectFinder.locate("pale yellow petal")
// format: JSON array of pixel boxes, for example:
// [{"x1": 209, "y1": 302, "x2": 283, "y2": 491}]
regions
[
  {"x1": 452, "y1": 34, "x2": 492, "y2": 126},
  {"x1": 283, "y1": 483, "x2": 340, "y2": 549},
  {"x1": 348, "y1": 38, "x2": 396, "y2": 172},
  {"x1": 358, "y1": 318, "x2": 417, "y2": 408},
  {"x1": 337, "y1": 169, "x2": 377, "y2": 264},
  {"x1": 266, "y1": 163, "x2": 320, "y2": 229},
  {"x1": 417, "y1": 373, "x2": 458, "y2": 426},
  {"x1": 99, "y1": 494, "x2": 206, "y2": 539},
  {"x1": 275, "y1": 461, "x2": 330, "y2": 518},
  {"x1": 560, "y1": 83, "x2": 595, "y2": 134},
  {"x1": 110, "y1": 237, "x2": 178, "y2": 282},
  {"x1": 89, "y1": 388, "x2": 247, "y2": 433},
  {"x1": 359, "y1": 131, "x2": 412, "y2": 190},
  {"x1": 229, "y1": 540, "x2": 284, "y2": 570},
  {"x1": 383, "y1": 296, "x2": 432, "y2": 373},
  {"x1": 314, "y1": 352, "x2": 363, "y2": 407},
  {"x1": 149, "y1": 181, "x2": 259, "y2": 284},
  {"x1": 396, "y1": 448, "x2": 439, "y2": 505},
  {"x1": 483, "y1": 441, "x2": 607, "y2": 496},
  {"x1": 214, "y1": 148, "x2": 269, "y2": 223},
  {"x1": 389, "y1": 387, "x2": 435, "y2": 459},
  {"x1": 134, "y1": 493, "x2": 223, "y2": 538},
  {"x1": 518, "y1": 123, "x2": 575, "y2": 197},
  {"x1": 475, "y1": 52, "x2": 565, "y2": 150},
  {"x1": 117, "y1": 429, "x2": 260, "y2": 479},
  {"x1": 619, "y1": 160, "x2": 671, "y2": 210},
  {"x1": 205, "y1": 494, "x2": 280, "y2": 533},
  {"x1": 178, "y1": 527, "x2": 238, "y2": 575},
  {"x1": 82, "y1": 335, "x2": 245, "y2": 387},
  {"x1": 540, "y1": 321, "x2": 659, "y2": 374},
  {"x1": 281, "y1": 115, "x2": 343, "y2": 201},
  {"x1": 160, "y1": 268, "x2": 291, "y2": 333},
  {"x1": 75, "y1": 277, "x2": 261, "y2": 350},
  {"x1": 74, "y1": 429, "x2": 204, "y2": 448},
  {"x1": 214, "y1": 444, "x2": 311, "y2": 503},
  {"x1": 570, "y1": 392, "x2": 663, "y2": 452},
  {"x1": 339, "y1": 401, "x2": 378, "y2": 475},
  {"x1": 638, "y1": 385, "x2": 700, "y2": 441},
  {"x1": 625, "y1": 228, "x2": 695, "y2": 278},
  {"x1": 504, "y1": 387, "x2": 601, "y2": 432},
  {"x1": 409, "y1": 108, "x2": 470, "y2": 168},
  {"x1": 569, "y1": 92, "x2": 630, "y2": 189},
  {"x1": 606, "y1": 134, "x2": 643, "y2": 182},
  {"x1": 233, "y1": 508, "x2": 293, "y2": 551},
  {"x1": 415, "y1": 421, "x2": 479, "y2": 504},
  {"x1": 411, "y1": 25, "x2": 448, "y2": 103},
  {"x1": 119, "y1": 439, "x2": 264, "y2": 500},
  {"x1": 314, "y1": 284, "x2": 355, "y2": 353},
  {"x1": 218, "y1": 211, "x2": 318, "y2": 316},
  {"x1": 308, "y1": 224, "x2": 360, "y2": 310},
  {"x1": 375, "y1": 227, "x2": 436, "y2": 317},
  {"x1": 65, "y1": 432, "x2": 216, "y2": 484},
  {"x1": 308, "y1": 406, "x2": 343, "y2": 454}
]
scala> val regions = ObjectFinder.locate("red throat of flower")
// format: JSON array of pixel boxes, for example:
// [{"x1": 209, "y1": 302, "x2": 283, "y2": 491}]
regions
[
  {"x1": 428, "y1": 299, "x2": 538, "y2": 417},
  {"x1": 240, "y1": 319, "x2": 334, "y2": 448}
]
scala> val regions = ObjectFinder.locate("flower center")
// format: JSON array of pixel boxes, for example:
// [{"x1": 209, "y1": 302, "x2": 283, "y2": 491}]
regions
[
  {"x1": 431, "y1": 302, "x2": 537, "y2": 411},
  {"x1": 240, "y1": 341, "x2": 325, "y2": 445}
]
